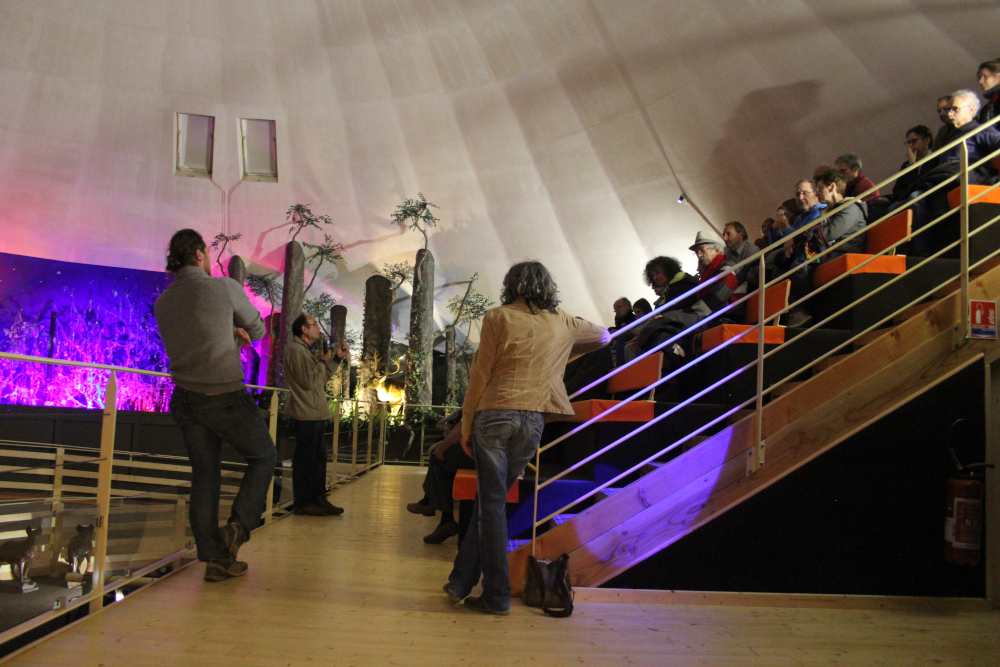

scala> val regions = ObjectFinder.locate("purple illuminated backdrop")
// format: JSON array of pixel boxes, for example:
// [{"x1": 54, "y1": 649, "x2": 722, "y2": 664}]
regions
[{"x1": 0, "y1": 252, "x2": 247, "y2": 411}]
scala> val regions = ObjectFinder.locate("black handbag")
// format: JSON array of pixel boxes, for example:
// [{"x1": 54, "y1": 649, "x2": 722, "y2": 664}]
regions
[{"x1": 522, "y1": 553, "x2": 574, "y2": 617}]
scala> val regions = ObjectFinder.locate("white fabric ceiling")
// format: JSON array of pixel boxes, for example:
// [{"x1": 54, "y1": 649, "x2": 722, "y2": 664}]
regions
[{"x1": 0, "y1": 0, "x2": 997, "y2": 336}]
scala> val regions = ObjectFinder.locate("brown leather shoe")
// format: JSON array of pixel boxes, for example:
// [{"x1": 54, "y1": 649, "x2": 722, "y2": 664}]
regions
[
  {"x1": 407, "y1": 501, "x2": 435, "y2": 517},
  {"x1": 423, "y1": 521, "x2": 459, "y2": 544}
]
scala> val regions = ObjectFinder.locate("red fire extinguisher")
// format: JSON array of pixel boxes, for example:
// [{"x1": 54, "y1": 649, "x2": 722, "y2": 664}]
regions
[{"x1": 944, "y1": 420, "x2": 994, "y2": 565}]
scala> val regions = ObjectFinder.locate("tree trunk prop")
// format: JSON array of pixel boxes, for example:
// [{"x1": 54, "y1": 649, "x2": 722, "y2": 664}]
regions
[
  {"x1": 276, "y1": 241, "x2": 305, "y2": 387},
  {"x1": 330, "y1": 304, "x2": 350, "y2": 399},
  {"x1": 406, "y1": 248, "x2": 434, "y2": 412},
  {"x1": 445, "y1": 327, "x2": 457, "y2": 406},
  {"x1": 227, "y1": 256, "x2": 246, "y2": 285},
  {"x1": 361, "y1": 275, "x2": 393, "y2": 414}
]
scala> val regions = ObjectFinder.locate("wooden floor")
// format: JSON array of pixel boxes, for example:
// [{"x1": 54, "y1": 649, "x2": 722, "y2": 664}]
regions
[{"x1": 6, "y1": 466, "x2": 999, "y2": 666}]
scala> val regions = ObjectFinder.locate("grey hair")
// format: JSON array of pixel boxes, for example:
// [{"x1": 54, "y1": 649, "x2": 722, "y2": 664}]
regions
[
  {"x1": 834, "y1": 153, "x2": 862, "y2": 171},
  {"x1": 951, "y1": 89, "x2": 982, "y2": 114},
  {"x1": 500, "y1": 261, "x2": 560, "y2": 314}
]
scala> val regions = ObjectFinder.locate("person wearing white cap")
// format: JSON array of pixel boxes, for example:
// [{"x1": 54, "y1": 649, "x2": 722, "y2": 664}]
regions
[{"x1": 629, "y1": 230, "x2": 739, "y2": 360}]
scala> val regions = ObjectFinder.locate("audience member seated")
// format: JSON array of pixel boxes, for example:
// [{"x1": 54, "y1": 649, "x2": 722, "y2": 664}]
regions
[
  {"x1": 629, "y1": 232, "x2": 738, "y2": 361},
  {"x1": 835, "y1": 153, "x2": 881, "y2": 201},
  {"x1": 978, "y1": 59, "x2": 1000, "y2": 125},
  {"x1": 935, "y1": 95, "x2": 954, "y2": 150},
  {"x1": 633, "y1": 298, "x2": 652, "y2": 319},
  {"x1": 406, "y1": 412, "x2": 473, "y2": 544},
  {"x1": 644, "y1": 255, "x2": 698, "y2": 311},
  {"x1": 814, "y1": 169, "x2": 868, "y2": 256},
  {"x1": 755, "y1": 218, "x2": 774, "y2": 251},
  {"x1": 611, "y1": 296, "x2": 637, "y2": 365},
  {"x1": 612, "y1": 297, "x2": 636, "y2": 330},
  {"x1": 774, "y1": 181, "x2": 828, "y2": 325},
  {"x1": 722, "y1": 221, "x2": 758, "y2": 287},
  {"x1": 890, "y1": 125, "x2": 936, "y2": 203},
  {"x1": 891, "y1": 89, "x2": 1000, "y2": 256}
]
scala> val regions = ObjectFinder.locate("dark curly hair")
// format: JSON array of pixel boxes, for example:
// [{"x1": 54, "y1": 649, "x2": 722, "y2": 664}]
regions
[
  {"x1": 500, "y1": 261, "x2": 560, "y2": 314},
  {"x1": 643, "y1": 256, "x2": 681, "y2": 288},
  {"x1": 166, "y1": 229, "x2": 206, "y2": 273}
]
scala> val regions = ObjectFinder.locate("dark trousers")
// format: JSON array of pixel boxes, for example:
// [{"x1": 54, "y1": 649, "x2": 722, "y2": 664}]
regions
[
  {"x1": 169, "y1": 388, "x2": 277, "y2": 562},
  {"x1": 291, "y1": 419, "x2": 328, "y2": 507},
  {"x1": 423, "y1": 443, "x2": 475, "y2": 514}
]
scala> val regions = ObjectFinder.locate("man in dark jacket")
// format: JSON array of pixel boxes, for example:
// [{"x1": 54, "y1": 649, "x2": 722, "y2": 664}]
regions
[
  {"x1": 977, "y1": 59, "x2": 1000, "y2": 125},
  {"x1": 283, "y1": 313, "x2": 349, "y2": 516},
  {"x1": 893, "y1": 89, "x2": 1000, "y2": 255}
]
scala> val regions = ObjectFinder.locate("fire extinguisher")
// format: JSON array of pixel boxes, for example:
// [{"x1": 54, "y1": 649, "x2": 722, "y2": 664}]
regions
[{"x1": 944, "y1": 419, "x2": 994, "y2": 565}]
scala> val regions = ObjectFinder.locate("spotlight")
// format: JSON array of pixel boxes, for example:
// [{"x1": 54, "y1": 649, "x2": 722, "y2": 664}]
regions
[{"x1": 677, "y1": 194, "x2": 686, "y2": 204}]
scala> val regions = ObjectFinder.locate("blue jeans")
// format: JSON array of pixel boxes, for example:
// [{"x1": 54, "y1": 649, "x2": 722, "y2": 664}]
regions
[
  {"x1": 170, "y1": 387, "x2": 278, "y2": 561},
  {"x1": 291, "y1": 419, "x2": 327, "y2": 507},
  {"x1": 447, "y1": 409, "x2": 545, "y2": 611}
]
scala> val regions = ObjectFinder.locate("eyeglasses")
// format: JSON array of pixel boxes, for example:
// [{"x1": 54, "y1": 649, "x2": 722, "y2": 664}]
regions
[
  {"x1": 904, "y1": 138, "x2": 924, "y2": 145},
  {"x1": 945, "y1": 105, "x2": 969, "y2": 113},
  {"x1": 306, "y1": 322, "x2": 320, "y2": 329}
]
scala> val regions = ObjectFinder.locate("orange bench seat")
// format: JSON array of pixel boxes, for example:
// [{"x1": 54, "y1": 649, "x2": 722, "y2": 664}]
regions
[
  {"x1": 453, "y1": 468, "x2": 519, "y2": 503},
  {"x1": 700, "y1": 323, "x2": 785, "y2": 351},
  {"x1": 811, "y1": 254, "x2": 906, "y2": 287},
  {"x1": 564, "y1": 398, "x2": 656, "y2": 423},
  {"x1": 947, "y1": 184, "x2": 1000, "y2": 209}
]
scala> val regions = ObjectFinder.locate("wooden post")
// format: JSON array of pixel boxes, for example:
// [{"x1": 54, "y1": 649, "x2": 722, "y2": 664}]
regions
[
  {"x1": 366, "y1": 405, "x2": 374, "y2": 472},
  {"x1": 985, "y1": 361, "x2": 1000, "y2": 609},
  {"x1": 379, "y1": 405, "x2": 387, "y2": 465},
  {"x1": 264, "y1": 391, "x2": 278, "y2": 525},
  {"x1": 90, "y1": 371, "x2": 117, "y2": 613},
  {"x1": 49, "y1": 447, "x2": 65, "y2": 571},
  {"x1": 172, "y1": 497, "x2": 187, "y2": 571}
]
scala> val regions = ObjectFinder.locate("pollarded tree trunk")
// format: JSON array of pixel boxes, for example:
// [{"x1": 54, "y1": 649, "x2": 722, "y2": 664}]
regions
[
  {"x1": 444, "y1": 327, "x2": 457, "y2": 406},
  {"x1": 360, "y1": 275, "x2": 393, "y2": 411},
  {"x1": 330, "y1": 304, "x2": 350, "y2": 399},
  {"x1": 406, "y1": 248, "x2": 434, "y2": 410},
  {"x1": 227, "y1": 256, "x2": 246, "y2": 285},
  {"x1": 276, "y1": 241, "x2": 304, "y2": 387}
]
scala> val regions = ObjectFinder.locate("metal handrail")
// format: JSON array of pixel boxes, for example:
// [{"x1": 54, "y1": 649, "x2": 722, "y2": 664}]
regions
[{"x1": 528, "y1": 119, "x2": 1000, "y2": 552}]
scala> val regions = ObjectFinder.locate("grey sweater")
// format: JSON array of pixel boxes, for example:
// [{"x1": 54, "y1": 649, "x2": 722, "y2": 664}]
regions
[{"x1": 154, "y1": 266, "x2": 265, "y2": 393}]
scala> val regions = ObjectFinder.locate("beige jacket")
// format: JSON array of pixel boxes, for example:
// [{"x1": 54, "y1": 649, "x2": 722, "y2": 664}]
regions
[
  {"x1": 282, "y1": 336, "x2": 341, "y2": 421},
  {"x1": 461, "y1": 299, "x2": 609, "y2": 437}
]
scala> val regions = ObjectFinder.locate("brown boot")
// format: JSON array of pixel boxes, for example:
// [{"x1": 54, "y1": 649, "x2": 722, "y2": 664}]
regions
[{"x1": 423, "y1": 520, "x2": 459, "y2": 544}]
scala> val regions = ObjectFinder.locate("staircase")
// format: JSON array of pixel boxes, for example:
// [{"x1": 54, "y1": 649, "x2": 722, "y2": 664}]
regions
[{"x1": 507, "y1": 158, "x2": 1000, "y2": 593}]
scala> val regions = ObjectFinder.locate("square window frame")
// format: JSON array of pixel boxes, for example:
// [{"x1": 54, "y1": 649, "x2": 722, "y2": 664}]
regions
[
  {"x1": 237, "y1": 117, "x2": 279, "y2": 183},
  {"x1": 173, "y1": 112, "x2": 215, "y2": 179}
]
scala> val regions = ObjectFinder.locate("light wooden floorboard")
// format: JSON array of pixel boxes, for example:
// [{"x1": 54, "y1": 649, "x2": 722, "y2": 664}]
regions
[{"x1": 6, "y1": 466, "x2": 999, "y2": 666}]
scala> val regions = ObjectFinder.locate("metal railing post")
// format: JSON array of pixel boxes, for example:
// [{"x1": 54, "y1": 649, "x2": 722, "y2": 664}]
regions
[
  {"x1": 351, "y1": 399, "x2": 359, "y2": 478},
  {"x1": 90, "y1": 371, "x2": 117, "y2": 613},
  {"x1": 378, "y1": 405, "x2": 387, "y2": 465},
  {"x1": 48, "y1": 447, "x2": 65, "y2": 571},
  {"x1": 332, "y1": 399, "x2": 341, "y2": 482},
  {"x1": 366, "y1": 404, "x2": 374, "y2": 472},
  {"x1": 751, "y1": 252, "x2": 766, "y2": 474},
  {"x1": 264, "y1": 391, "x2": 278, "y2": 525},
  {"x1": 957, "y1": 140, "x2": 971, "y2": 348}
]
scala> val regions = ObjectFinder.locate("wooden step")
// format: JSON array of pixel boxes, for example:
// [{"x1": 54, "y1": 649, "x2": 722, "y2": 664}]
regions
[
  {"x1": 639, "y1": 462, "x2": 664, "y2": 476},
  {"x1": 973, "y1": 256, "x2": 1000, "y2": 276},
  {"x1": 679, "y1": 435, "x2": 709, "y2": 453},
  {"x1": 507, "y1": 539, "x2": 531, "y2": 552},
  {"x1": 812, "y1": 354, "x2": 851, "y2": 375},
  {"x1": 853, "y1": 327, "x2": 892, "y2": 350},
  {"x1": 770, "y1": 381, "x2": 804, "y2": 398},
  {"x1": 594, "y1": 487, "x2": 622, "y2": 502},
  {"x1": 892, "y1": 301, "x2": 937, "y2": 326},
  {"x1": 550, "y1": 514, "x2": 576, "y2": 526},
  {"x1": 727, "y1": 410, "x2": 754, "y2": 426}
]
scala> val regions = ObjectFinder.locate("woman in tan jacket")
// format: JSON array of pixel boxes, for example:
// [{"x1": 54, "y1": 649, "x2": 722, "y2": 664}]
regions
[{"x1": 444, "y1": 261, "x2": 609, "y2": 615}]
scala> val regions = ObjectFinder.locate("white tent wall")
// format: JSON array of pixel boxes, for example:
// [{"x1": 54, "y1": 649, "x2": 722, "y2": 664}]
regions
[{"x1": 0, "y1": 0, "x2": 997, "y2": 335}]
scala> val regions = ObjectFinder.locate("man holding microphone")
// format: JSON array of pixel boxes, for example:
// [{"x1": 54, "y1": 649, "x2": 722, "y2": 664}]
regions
[{"x1": 284, "y1": 313, "x2": 349, "y2": 516}]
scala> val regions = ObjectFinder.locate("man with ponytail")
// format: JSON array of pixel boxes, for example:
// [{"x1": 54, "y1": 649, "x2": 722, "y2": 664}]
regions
[{"x1": 154, "y1": 229, "x2": 277, "y2": 583}]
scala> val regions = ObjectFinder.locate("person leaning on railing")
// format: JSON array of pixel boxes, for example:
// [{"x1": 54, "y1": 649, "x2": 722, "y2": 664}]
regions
[
  {"x1": 888, "y1": 89, "x2": 1000, "y2": 256},
  {"x1": 154, "y1": 229, "x2": 278, "y2": 583},
  {"x1": 284, "y1": 313, "x2": 349, "y2": 517},
  {"x1": 442, "y1": 260, "x2": 609, "y2": 616}
]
